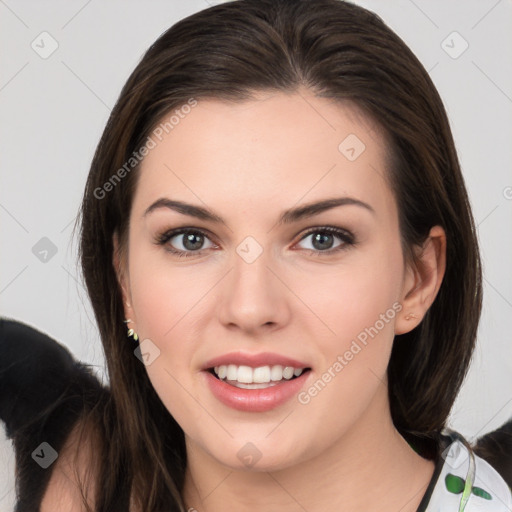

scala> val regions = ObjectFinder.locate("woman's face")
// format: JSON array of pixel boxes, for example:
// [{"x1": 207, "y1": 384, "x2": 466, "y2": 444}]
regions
[{"x1": 117, "y1": 88, "x2": 421, "y2": 471}]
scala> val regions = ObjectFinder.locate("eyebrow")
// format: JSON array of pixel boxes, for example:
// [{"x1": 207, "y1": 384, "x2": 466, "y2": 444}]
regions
[{"x1": 143, "y1": 196, "x2": 375, "y2": 225}]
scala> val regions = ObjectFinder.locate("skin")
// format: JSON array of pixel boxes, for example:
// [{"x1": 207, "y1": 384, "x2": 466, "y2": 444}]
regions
[
  {"x1": 40, "y1": 421, "x2": 98, "y2": 511},
  {"x1": 114, "y1": 87, "x2": 446, "y2": 512}
]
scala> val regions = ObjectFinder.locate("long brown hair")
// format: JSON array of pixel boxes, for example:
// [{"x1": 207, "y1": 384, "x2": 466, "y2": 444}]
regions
[{"x1": 75, "y1": 0, "x2": 482, "y2": 510}]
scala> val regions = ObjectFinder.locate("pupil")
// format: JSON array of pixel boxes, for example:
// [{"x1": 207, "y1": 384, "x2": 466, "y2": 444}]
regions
[
  {"x1": 312, "y1": 233, "x2": 333, "y2": 250},
  {"x1": 184, "y1": 232, "x2": 203, "y2": 250}
]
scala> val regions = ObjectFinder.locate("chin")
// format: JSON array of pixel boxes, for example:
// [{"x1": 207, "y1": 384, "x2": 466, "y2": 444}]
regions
[{"x1": 200, "y1": 435, "x2": 307, "y2": 473}]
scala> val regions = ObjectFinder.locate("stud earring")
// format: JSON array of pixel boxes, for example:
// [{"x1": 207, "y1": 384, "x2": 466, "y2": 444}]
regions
[
  {"x1": 405, "y1": 313, "x2": 418, "y2": 321},
  {"x1": 124, "y1": 318, "x2": 139, "y2": 342}
]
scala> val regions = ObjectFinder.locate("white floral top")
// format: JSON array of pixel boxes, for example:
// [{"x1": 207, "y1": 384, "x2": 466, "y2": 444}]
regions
[{"x1": 418, "y1": 429, "x2": 512, "y2": 511}]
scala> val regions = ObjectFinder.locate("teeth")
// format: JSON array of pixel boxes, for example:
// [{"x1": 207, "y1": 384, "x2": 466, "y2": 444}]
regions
[
  {"x1": 216, "y1": 365, "x2": 227, "y2": 379},
  {"x1": 237, "y1": 365, "x2": 253, "y2": 383},
  {"x1": 282, "y1": 366, "x2": 294, "y2": 379},
  {"x1": 226, "y1": 364, "x2": 238, "y2": 381},
  {"x1": 253, "y1": 365, "x2": 271, "y2": 382},
  {"x1": 270, "y1": 365, "x2": 284, "y2": 381},
  {"x1": 212, "y1": 364, "x2": 306, "y2": 384}
]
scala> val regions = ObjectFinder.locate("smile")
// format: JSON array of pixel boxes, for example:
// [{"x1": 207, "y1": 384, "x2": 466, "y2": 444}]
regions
[
  {"x1": 212, "y1": 364, "x2": 307, "y2": 388},
  {"x1": 204, "y1": 365, "x2": 312, "y2": 412}
]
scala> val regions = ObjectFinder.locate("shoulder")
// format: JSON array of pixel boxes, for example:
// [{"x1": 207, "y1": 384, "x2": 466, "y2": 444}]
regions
[
  {"x1": 40, "y1": 419, "x2": 99, "y2": 512},
  {"x1": 425, "y1": 429, "x2": 512, "y2": 511}
]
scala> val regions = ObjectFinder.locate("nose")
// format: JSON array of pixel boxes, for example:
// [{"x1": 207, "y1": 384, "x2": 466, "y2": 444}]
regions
[{"x1": 216, "y1": 245, "x2": 291, "y2": 335}]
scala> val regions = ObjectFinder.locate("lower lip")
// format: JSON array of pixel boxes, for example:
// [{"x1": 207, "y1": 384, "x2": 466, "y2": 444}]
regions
[{"x1": 202, "y1": 370, "x2": 311, "y2": 412}]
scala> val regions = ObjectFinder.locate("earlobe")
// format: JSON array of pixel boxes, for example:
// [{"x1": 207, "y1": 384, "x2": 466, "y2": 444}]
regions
[{"x1": 395, "y1": 226, "x2": 446, "y2": 335}]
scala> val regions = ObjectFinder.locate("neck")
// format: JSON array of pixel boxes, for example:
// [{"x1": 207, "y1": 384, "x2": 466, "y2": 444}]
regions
[{"x1": 182, "y1": 385, "x2": 435, "y2": 512}]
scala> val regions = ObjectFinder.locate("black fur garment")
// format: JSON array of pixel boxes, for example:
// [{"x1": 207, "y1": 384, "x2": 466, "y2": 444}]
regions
[{"x1": 0, "y1": 318, "x2": 109, "y2": 511}]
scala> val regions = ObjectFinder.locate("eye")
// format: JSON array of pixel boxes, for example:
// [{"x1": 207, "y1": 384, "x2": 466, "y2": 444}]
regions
[
  {"x1": 295, "y1": 226, "x2": 355, "y2": 256},
  {"x1": 154, "y1": 225, "x2": 356, "y2": 259},
  {"x1": 155, "y1": 228, "x2": 216, "y2": 258}
]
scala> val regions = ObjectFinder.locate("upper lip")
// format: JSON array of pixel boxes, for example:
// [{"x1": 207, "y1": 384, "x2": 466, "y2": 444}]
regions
[{"x1": 202, "y1": 351, "x2": 311, "y2": 370}]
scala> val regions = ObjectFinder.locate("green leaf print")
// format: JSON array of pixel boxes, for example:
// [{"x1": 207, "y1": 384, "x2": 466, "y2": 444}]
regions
[{"x1": 445, "y1": 474, "x2": 492, "y2": 500}]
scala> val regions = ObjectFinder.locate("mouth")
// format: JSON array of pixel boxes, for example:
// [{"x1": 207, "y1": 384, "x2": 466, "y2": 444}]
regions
[
  {"x1": 206, "y1": 364, "x2": 312, "y2": 389},
  {"x1": 202, "y1": 363, "x2": 313, "y2": 412}
]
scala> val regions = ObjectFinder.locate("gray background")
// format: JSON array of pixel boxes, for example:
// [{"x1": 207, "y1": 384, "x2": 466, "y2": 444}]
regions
[{"x1": 1, "y1": 0, "x2": 511, "y2": 508}]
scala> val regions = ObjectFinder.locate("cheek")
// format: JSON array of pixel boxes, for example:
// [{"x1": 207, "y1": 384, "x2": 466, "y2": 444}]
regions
[
  {"x1": 293, "y1": 259, "x2": 402, "y2": 442},
  {"x1": 126, "y1": 248, "x2": 209, "y2": 416},
  {"x1": 128, "y1": 247, "x2": 207, "y2": 341},
  {"x1": 293, "y1": 240, "x2": 404, "y2": 410},
  {"x1": 298, "y1": 244, "x2": 404, "y2": 343},
  {"x1": 127, "y1": 251, "x2": 204, "y2": 425}
]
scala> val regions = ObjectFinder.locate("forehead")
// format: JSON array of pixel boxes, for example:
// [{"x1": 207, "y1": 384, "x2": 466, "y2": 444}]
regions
[{"x1": 134, "y1": 89, "x2": 395, "y2": 221}]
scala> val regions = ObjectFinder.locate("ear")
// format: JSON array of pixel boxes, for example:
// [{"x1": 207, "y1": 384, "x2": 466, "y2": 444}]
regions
[
  {"x1": 394, "y1": 225, "x2": 446, "y2": 335},
  {"x1": 112, "y1": 231, "x2": 136, "y2": 326}
]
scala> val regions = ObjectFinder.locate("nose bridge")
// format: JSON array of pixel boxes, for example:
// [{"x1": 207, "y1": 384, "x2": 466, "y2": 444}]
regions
[
  {"x1": 232, "y1": 236, "x2": 270, "y2": 289},
  {"x1": 231, "y1": 235, "x2": 275, "y2": 307},
  {"x1": 217, "y1": 234, "x2": 289, "y2": 331}
]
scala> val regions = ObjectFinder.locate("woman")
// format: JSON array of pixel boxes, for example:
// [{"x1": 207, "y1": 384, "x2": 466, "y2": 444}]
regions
[{"x1": 3, "y1": 0, "x2": 511, "y2": 510}]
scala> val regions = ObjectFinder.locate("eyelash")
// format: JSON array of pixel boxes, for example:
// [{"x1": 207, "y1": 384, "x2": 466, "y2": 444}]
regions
[{"x1": 154, "y1": 226, "x2": 356, "y2": 259}]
